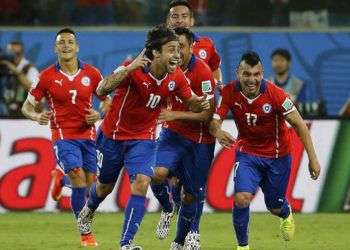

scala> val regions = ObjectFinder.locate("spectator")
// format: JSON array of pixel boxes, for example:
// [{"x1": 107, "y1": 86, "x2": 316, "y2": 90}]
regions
[
  {"x1": 0, "y1": 41, "x2": 39, "y2": 116},
  {"x1": 72, "y1": 0, "x2": 115, "y2": 25},
  {"x1": 269, "y1": 48, "x2": 304, "y2": 103}
]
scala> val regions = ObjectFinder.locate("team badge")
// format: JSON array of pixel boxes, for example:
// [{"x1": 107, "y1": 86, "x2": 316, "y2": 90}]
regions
[
  {"x1": 168, "y1": 81, "x2": 176, "y2": 91},
  {"x1": 262, "y1": 103, "x2": 272, "y2": 113},
  {"x1": 81, "y1": 76, "x2": 91, "y2": 86},
  {"x1": 201, "y1": 80, "x2": 212, "y2": 93},
  {"x1": 198, "y1": 49, "x2": 207, "y2": 59}
]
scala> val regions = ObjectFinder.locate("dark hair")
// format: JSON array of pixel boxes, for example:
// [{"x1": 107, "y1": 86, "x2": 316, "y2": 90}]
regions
[
  {"x1": 168, "y1": 0, "x2": 193, "y2": 16},
  {"x1": 145, "y1": 24, "x2": 178, "y2": 60},
  {"x1": 271, "y1": 48, "x2": 291, "y2": 61},
  {"x1": 174, "y1": 27, "x2": 194, "y2": 44},
  {"x1": 56, "y1": 28, "x2": 76, "y2": 39},
  {"x1": 240, "y1": 51, "x2": 261, "y2": 66}
]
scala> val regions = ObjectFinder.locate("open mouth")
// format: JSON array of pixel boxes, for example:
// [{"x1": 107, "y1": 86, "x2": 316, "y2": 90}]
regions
[{"x1": 168, "y1": 59, "x2": 179, "y2": 70}]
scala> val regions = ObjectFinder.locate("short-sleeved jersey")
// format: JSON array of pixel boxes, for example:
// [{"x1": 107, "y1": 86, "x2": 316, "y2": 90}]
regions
[
  {"x1": 214, "y1": 79, "x2": 296, "y2": 158},
  {"x1": 165, "y1": 55, "x2": 215, "y2": 144},
  {"x1": 193, "y1": 34, "x2": 221, "y2": 72},
  {"x1": 28, "y1": 61, "x2": 104, "y2": 142},
  {"x1": 101, "y1": 66, "x2": 192, "y2": 140}
]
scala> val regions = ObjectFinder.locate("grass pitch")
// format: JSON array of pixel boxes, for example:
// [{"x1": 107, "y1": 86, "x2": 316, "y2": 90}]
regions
[{"x1": 0, "y1": 212, "x2": 349, "y2": 250}]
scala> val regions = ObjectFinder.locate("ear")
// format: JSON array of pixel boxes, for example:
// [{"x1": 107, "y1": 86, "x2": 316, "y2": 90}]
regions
[
  {"x1": 76, "y1": 44, "x2": 80, "y2": 53},
  {"x1": 152, "y1": 49, "x2": 160, "y2": 58},
  {"x1": 190, "y1": 16, "x2": 195, "y2": 27},
  {"x1": 54, "y1": 46, "x2": 58, "y2": 54}
]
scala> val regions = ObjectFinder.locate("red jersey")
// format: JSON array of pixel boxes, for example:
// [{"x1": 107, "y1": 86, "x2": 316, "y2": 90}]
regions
[
  {"x1": 101, "y1": 66, "x2": 192, "y2": 140},
  {"x1": 193, "y1": 34, "x2": 221, "y2": 72},
  {"x1": 29, "y1": 61, "x2": 104, "y2": 142},
  {"x1": 215, "y1": 80, "x2": 296, "y2": 158},
  {"x1": 165, "y1": 56, "x2": 215, "y2": 144}
]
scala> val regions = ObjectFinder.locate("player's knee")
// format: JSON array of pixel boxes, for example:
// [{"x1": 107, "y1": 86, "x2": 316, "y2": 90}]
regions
[
  {"x1": 96, "y1": 181, "x2": 114, "y2": 197},
  {"x1": 153, "y1": 167, "x2": 169, "y2": 183},
  {"x1": 268, "y1": 208, "x2": 282, "y2": 215},
  {"x1": 67, "y1": 167, "x2": 87, "y2": 187},
  {"x1": 234, "y1": 192, "x2": 252, "y2": 208},
  {"x1": 182, "y1": 192, "x2": 195, "y2": 205},
  {"x1": 132, "y1": 174, "x2": 151, "y2": 195}
]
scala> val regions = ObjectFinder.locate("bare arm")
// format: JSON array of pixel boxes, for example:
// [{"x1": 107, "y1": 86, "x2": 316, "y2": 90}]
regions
[
  {"x1": 22, "y1": 98, "x2": 51, "y2": 125},
  {"x1": 158, "y1": 99, "x2": 214, "y2": 123},
  {"x1": 209, "y1": 117, "x2": 234, "y2": 148},
  {"x1": 285, "y1": 110, "x2": 321, "y2": 180},
  {"x1": 96, "y1": 49, "x2": 151, "y2": 96},
  {"x1": 213, "y1": 67, "x2": 222, "y2": 83}
]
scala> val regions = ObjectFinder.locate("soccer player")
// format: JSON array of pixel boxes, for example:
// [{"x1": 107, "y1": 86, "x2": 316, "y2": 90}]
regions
[
  {"x1": 77, "y1": 25, "x2": 208, "y2": 250},
  {"x1": 151, "y1": 27, "x2": 215, "y2": 250},
  {"x1": 167, "y1": 0, "x2": 222, "y2": 84},
  {"x1": 21, "y1": 28, "x2": 108, "y2": 247},
  {"x1": 210, "y1": 51, "x2": 321, "y2": 250}
]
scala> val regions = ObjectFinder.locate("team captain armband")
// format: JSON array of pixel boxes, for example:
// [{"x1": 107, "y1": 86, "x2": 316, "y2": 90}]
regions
[{"x1": 282, "y1": 97, "x2": 296, "y2": 115}]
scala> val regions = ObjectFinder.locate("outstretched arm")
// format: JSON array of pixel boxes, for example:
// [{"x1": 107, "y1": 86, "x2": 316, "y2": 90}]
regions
[
  {"x1": 96, "y1": 49, "x2": 151, "y2": 96},
  {"x1": 285, "y1": 110, "x2": 321, "y2": 180}
]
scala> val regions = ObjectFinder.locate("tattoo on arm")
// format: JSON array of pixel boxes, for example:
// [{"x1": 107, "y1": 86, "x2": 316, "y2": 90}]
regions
[{"x1": 97, "y1": 66, "x2": 130, "y2": 95}]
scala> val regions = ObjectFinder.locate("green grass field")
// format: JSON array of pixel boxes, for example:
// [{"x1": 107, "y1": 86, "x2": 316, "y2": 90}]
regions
[{"x1": 0, "y1": 212, "x2": 349, "y2": 250}]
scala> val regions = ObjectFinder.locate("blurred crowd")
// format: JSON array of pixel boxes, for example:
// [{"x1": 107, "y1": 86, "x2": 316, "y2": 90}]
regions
[{"x1": 0, "y1": 0, "x2": 350, "y2": 27}]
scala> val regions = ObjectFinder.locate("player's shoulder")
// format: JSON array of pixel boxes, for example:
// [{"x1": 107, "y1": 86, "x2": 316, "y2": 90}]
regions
[
  {"x1": 196, "y1": 34, "x2": 215, "y2": 46},
  {"x1": 222, "y1": 80, "x2": 239, "y2": 94},
  {"x1": 265, "y1": 79, "x2": 286, "y2": 94},
  {"x1": 81, "y1": 62, "x2": 101, "y2": 75},
  {"x1": 39, "y1": 64, "x2": 57, "y2": 79},
  {"x1": 193, "y1": 56, "x2": 212, "y2": 72}
]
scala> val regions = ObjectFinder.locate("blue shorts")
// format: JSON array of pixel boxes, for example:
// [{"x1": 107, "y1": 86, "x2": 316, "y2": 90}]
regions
[
  {"x1": 96, "y1": 130, "x2": 156, "y2": 184},
  {"x1": 53, "y1": 139, "x2": 97, "y2": 174},
  {"x1": 156, "y1": 128, "x2": 215, "y2": 199},
  {"x1": 234, "y1": 151, "x2": 292, "y2": 209}
]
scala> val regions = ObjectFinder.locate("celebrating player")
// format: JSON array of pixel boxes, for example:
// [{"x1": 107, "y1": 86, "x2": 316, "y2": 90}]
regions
[
  {"x1": 151, "y1": 27, "x2": 216, "y2": 250},
  {"x1": 21, "y1": 28, "x2": 109, "y2": 247},
  {"x1": 77, "y1": 25, "x2": 209, "y2": 250},
  {"x1": 209, "y1": 51, "x2": 321, "y2": 250}
]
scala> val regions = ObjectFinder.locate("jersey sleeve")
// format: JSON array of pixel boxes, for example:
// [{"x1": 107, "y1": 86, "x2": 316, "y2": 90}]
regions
[
  {"x1": 175, "y1": 71, "x2": 193, "y2": 101},
  {"x1": 272, "y1": 85, "x2": 296, "y2": 116},
  {"x1": 197, "y1": 64, "x2": 215, "y2": 100},
  {"x1": 207, "y1": 39, "x2": 221, "y2": 71},
  {"x1": 213, "y1": 85, "x2": 231, "y2": 120},
  {"x1": 92, "y1": 68, "x2": 107, "y2": 101},
  {"x1": 28, "y1": 73, "x2": 46, "y2": 105}
]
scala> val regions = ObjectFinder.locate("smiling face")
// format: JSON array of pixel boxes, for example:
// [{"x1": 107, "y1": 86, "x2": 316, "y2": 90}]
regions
[
  {"x1": 154, "y1": 40, "x2": 180, "y2": 74},
  {"x1": 167, "y1": 5, "x2": 194, "y2": 29},
  {"x1": 54, "y1": 32, "x2": 79, "y2": 61},
  {"x1": 236, "y1": 61, "x2": 264, "y2": 98}
]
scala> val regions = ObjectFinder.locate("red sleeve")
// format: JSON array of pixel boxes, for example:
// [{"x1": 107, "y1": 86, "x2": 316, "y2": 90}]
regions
[
  {"x1": 214, "y1": 85, "x2": 231, "y2": 120},
  {"x1": 92, "y1": 67, "x2": 107, "y2": 101},
  {"x1": 28, "y1": 73, "x2": 46, "y2": 105},
  {"x1": 207, "y1": 39, "x2": 221, "y2": 71},
  {"x1": 175, "y1": 71, "x2": 193, "y2": 101},
  {"x1": 271, "y1": 84, "x2": 296, "y2": 115}
]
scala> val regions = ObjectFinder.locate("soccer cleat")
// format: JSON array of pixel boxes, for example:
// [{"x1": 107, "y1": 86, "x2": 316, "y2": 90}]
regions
[
  {"x1": 120, "y1": 244, "x2": 143, "y2": 250},
  {"x1": 156, "y1": 210, "x2": 174, "y2": 239},
  {"x1": 170, "y1": 242, "x2": 183, "y2": 250},
  {"x1": 77, "y1": 205, "x2": 95, "y2": 235},
  {"x1": 50, "y1": 168, "x2": 64, "y2": 201},
  {"x1": 280, "y1": 209, "x2": 295, "y2": 241},
  {"x1": 80, "y1": 233, "x2": 98, "y2": 247},
  {"x1": 236, "y1": 245, "x2": 249, "y2": 250},
  {"x1": 183, "y1": 231, "x2": 201, "y2": 250}
]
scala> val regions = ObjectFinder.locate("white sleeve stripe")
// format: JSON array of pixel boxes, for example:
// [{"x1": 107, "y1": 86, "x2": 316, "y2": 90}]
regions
[
  {"x1": 27, "y1": 93, "x2": 39, "y2": 106},
  {"x1": 213, "y1": 114, "x2": 222, "y2": 120},
  {"x1": 283, "y1": 106, "x2": 296, "y2": 116}
]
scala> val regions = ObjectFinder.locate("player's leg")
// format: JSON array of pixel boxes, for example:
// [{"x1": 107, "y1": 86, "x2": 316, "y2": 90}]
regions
[
  {"x1": 77, "y1": 131, "x2": 123, "y2": 237},
  {"x1": 184, "y1": 142, "x2": 215, "y2": 250},
  {"x1": 152, "y1": 128, "x2": 186, "y2": 239},
  {"x1": 260, "y1": 154, "x2": 294, "y2": 241},
  {"x1": 119, "y1": 140, "x2": 156, "y2": 249},
  {"x1": 169, "y1": 176, "x2": 182, "y2": 213},
  {"x1": 233, "y1": 152, "x2": 262, "y2": 250}
]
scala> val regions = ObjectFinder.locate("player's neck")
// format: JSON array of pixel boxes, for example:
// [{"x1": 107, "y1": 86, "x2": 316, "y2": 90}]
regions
[
  {"x1": 149, "y1": 62, "x2": 167, "y2": 80},
  {"x1": 275, "y1": 71, "x2": 289, "y2": 83},
  {"x1": 58, "y1": 58, "x2": 79, "y2": 75}
]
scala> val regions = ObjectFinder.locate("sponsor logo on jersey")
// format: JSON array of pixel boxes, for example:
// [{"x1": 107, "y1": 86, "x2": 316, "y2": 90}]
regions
[
  {"x1": 168, "y1": 81, "x2": 176, "y2": 91},
  {"x1": 81, "y1": 76, "x2": 91, "y2": 86},
  {"x1": 282, "y1": 98, "x2": 294, "y2": 111},
  {"x1": 234, "y1": 102, "x2": 242, "y2": 109},
  {"x1": 54, "y1": 79, "x2": 63, "y2": 86},
  {"x1": 201, "y1": 80, "x2": 212, "y2": 93},
  {"x1": 262, "y1": 103, "x2": 272, "y2": 113},
  {"x1": 142, "y1": 82, "x2": 151, "y2": 89},
  {"x1": 198, "y1": 49, "x2": 207, "y2": 59}
]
